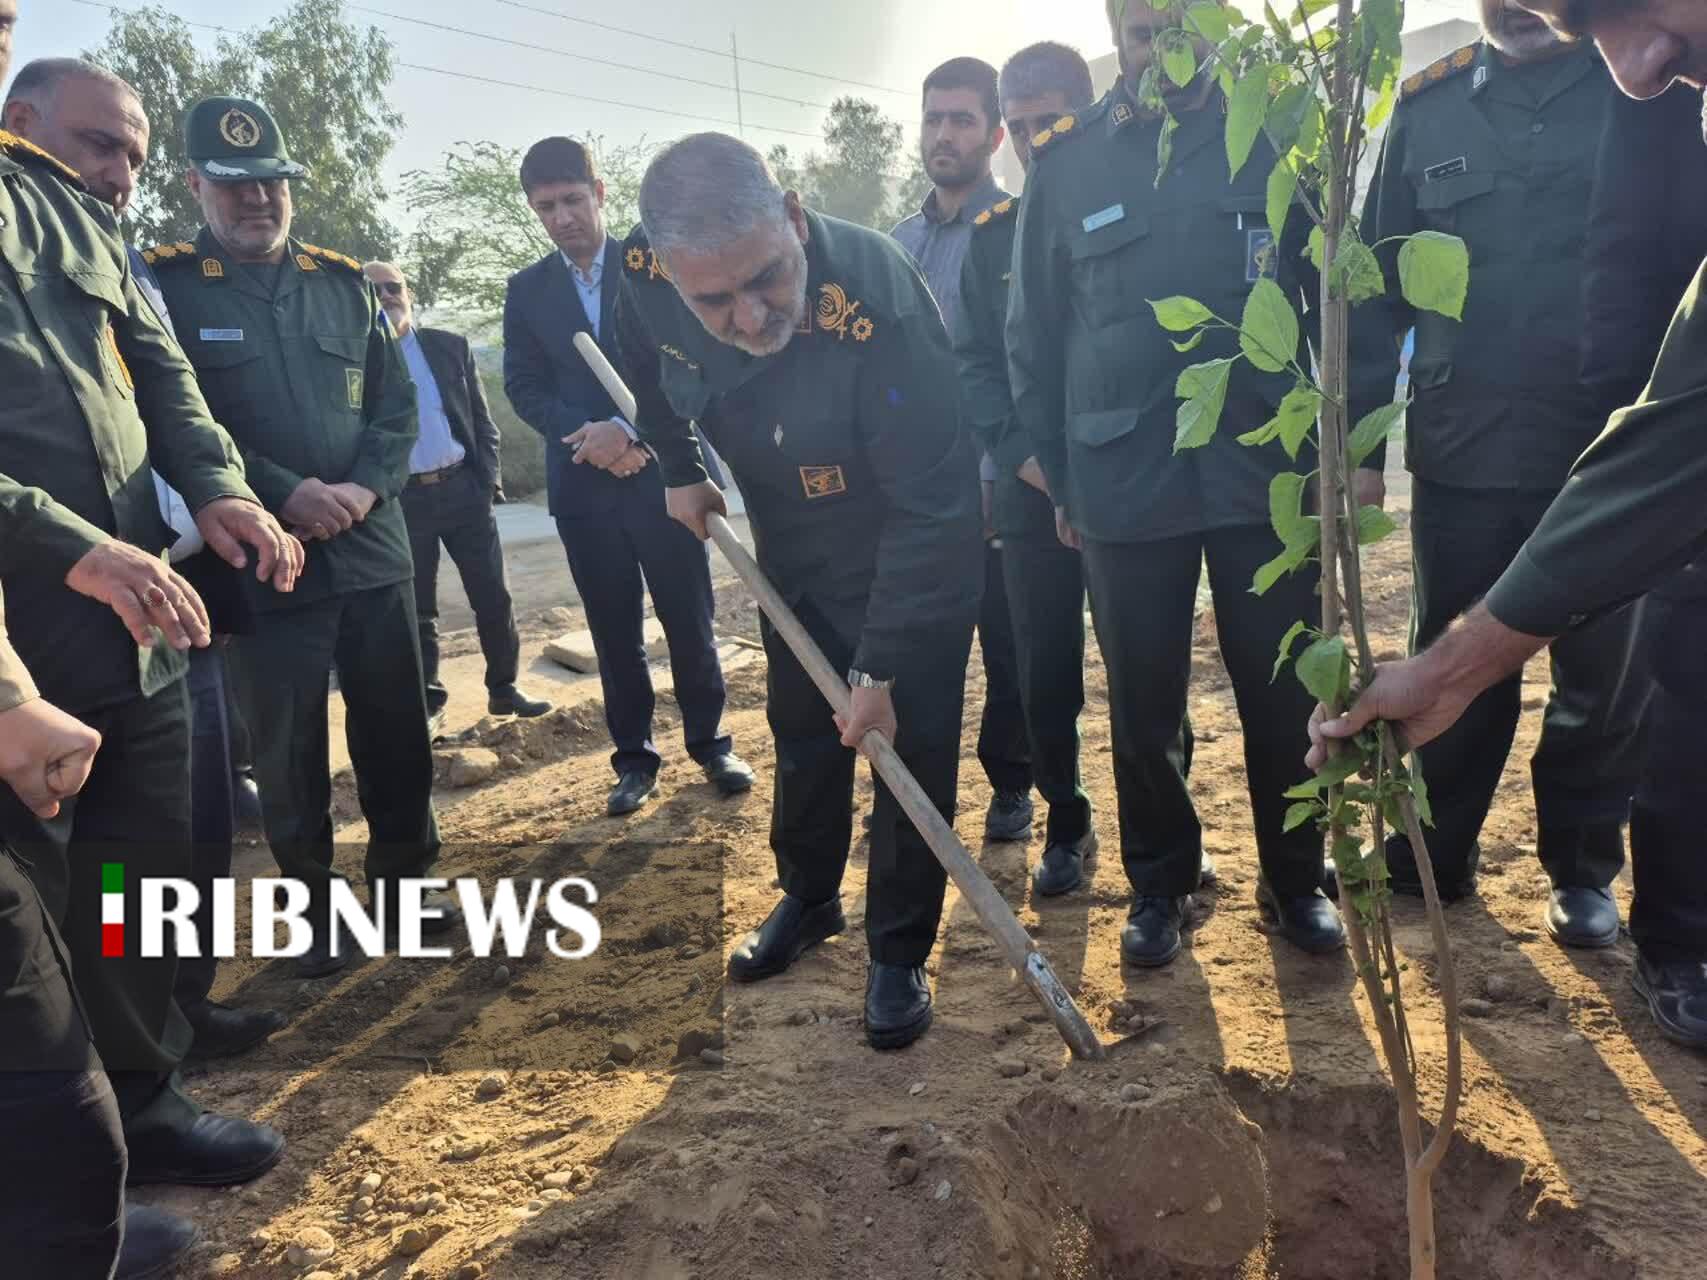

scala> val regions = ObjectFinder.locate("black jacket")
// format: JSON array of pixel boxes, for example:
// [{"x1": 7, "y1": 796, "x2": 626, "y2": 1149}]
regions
[{"x1": 414, "y1": 326, "x2": 503, "y2": 495}]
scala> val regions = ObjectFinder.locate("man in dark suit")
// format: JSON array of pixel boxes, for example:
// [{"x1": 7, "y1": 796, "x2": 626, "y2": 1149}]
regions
[
  {"x1": 364, "y1": 261, "x2": 551, "y2": 737},
  {"x1": 503, "y1": 136, "x2": 752, "y2": 815}
]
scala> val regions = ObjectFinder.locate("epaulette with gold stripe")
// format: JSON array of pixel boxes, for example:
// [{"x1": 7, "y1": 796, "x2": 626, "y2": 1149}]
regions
[
  {"x1": 142, "y1": 241, "x2": 197, "y2": 267},
  {"x1": 1400, "y1": 44, "x2": 1477, "y2": 101},
  {"x1": 973, "y1": 196, "x2": 1018, "y2": 229},
  {"x1": 0, "y1": 129, "x2": 84, "y2": 188},
  {"x1": 1028, "y1": 114, "x2": 1080, "y2": 157},
  {"x1": 296, "y1": 243, "x2": 364, "y2": 274}
]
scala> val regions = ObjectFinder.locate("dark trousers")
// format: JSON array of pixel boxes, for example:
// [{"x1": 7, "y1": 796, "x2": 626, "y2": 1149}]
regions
[
  {"x1": 228, "y1": 583, "x2": 439, "y2": 921},
  {"x1": 401, "y1": 471, "x2": 521, "y2": 711},
  {"x1": 1629, "y1": 593, "x2": 1707, "y2": 958},
  {"x1": 0, "y1": 851, "x2": 125, "y2": 1278},
  {"x1": 1408, "y1": 479, "x2": 1649, "y2": 885},
  {"x1": 555, "y1": 503, "x2": 729, "y2": 778},
  {"x1": 1002, "y1": 535, "x2": 1091, "y2": 845},
  {"x1": 977, "y1": 543, "x2": 1033, "y2": 795},
  {"x1": 175, "y1": 645, "x2": 235, "y2": 1009},
  {"x1": 0, "y1": 687, "x2": 196, "y2": 1106},
  {"x1": 1082, "y1": 525, "x2": 1320, "y2": 898},
  {"x1": 762, "y1": 599, "x2": 972, "y2": 965}
]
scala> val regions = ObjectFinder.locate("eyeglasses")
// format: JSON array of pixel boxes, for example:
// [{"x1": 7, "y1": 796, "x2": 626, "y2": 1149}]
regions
[{"x1": 373, "y1": 280, "x2": 407, "y2": 298}]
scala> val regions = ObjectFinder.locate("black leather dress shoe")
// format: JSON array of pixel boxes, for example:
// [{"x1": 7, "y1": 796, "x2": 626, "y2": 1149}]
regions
[
  {"x1": 1121, "y1": 896, "x2": 1191, "y2": 968},
  {"x1": 704, "y1": 752, "x2": 756, "y2": 795},
  {"x1": 864, "y1": 963, "x2": 933, "y2": 1050},
  {"x1": 1633, "y1": 950, "x2": 1707, "y2": 1051},
  {"x1": 127, "y1": 1111, "x2": 286, "y2": 1187},
  {"x1": 116, "y1": 1205, "x2": 201, "y2": 1280},
  {"x1": 1257, "y1": 881, "x2": 1346, "y2": 954},
  {"x1": 185, "y1": 1000, "x2": 286, "y2": 1059},
  {"x1": 727, "y1": 895, "x2": 846, "y2": 982},
  {"x1": 488, "y1": 684, "x2": 553, "y2": 717},
  {"x1": 985, "y1": 789, "x2": 1035, "y2": 841},
  {"x1": 607, "y1": 770, "x2": 658, "y2": 816},
  {"x1": 1033, "y1": 832, "x2": 1098, "y2": 897},
  {"x1": 1545, "y1": 886, "x2": 1621, "y2": 949}
]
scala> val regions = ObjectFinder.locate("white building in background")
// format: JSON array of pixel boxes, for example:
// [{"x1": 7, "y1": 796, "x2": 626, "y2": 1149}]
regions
[{"x1": 991, "y1": 19, "x2": 1481, "y2": 197}]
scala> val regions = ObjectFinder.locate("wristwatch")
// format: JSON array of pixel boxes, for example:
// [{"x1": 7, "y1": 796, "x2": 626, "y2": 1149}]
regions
[{"x1": 847, "y1": 668, "x2": 895, "y2": 691}]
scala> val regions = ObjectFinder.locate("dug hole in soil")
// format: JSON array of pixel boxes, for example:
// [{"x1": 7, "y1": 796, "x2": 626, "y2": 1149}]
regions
[{"x1": 148, "y1": 479, "x2": 1707, "y2": 1280}]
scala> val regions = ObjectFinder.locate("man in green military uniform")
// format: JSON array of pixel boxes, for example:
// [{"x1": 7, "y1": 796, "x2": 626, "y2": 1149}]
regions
[
  {"x1": 1359, "y1": 0, "x2": 1643, "y2": 946},
  {"x1": 0, "y1": 5, "x2": 299, "y2": 1186},
  {"x1": 956, "y1": 41, "x2": 1101, "y2": 897},
  {"x1": 1008, "y1": 1, "x2": 1396, "y2": 967},
  {"x1": 153, "y1": 97, "x2": 453, "y2": 977},
  {"x1": 616, "y1": 132, "x2": 981, "y2": 1050},
  {"x1": 1313, "y1": 0, "x2": 1707, "y2": 1052}
]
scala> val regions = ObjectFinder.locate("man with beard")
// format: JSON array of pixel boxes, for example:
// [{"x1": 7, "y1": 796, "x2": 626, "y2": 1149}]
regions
[
  {"x1": 1312, "y1": 0, "x2": 1707, "y2": 1051},
  {"x1": 955, "y1": 42, "x2": 1100, "y2": 897},
  {"x1": 1356, "y1": 0, "x2": 1642, "y2": 943},
  {"x1": 616, "y1": 133, "x2": 981, "y2": 1049},
  {"x1": 151, "y1": 96, "x2": 453, "y2": 977},
  {"x1": 504, "y1": 137, "x2": 750, "y2": 817},
  {"x1": 892, "y1": 58, "x2": 1033, "y2": 846},
  {"x1": 1007, "y1": 1, "x2": 1395, "y2": 968},
  {"x1": 3, "y1": 56, "x2": 288, "y2": 1057}
]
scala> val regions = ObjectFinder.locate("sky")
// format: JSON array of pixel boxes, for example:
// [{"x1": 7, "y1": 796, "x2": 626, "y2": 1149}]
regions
[{"x1": 14, "y1": 0, "x2": 1481, "y2": 230}]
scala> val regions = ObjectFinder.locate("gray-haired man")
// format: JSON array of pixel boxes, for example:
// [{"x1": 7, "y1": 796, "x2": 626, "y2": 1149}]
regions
[{"x1": 614, "y1": 133, "x2": 982, "y2": 1050}]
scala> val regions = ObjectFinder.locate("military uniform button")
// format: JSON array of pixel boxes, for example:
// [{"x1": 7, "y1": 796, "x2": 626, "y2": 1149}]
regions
[{"x1": 1531, "y1": 121, "x2": 1545, "y2": 134}]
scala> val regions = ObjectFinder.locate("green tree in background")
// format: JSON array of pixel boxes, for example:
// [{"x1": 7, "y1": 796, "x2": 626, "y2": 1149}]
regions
[
  {"x1": 768, "y1": 96, "x2": 928, "y2": 230},
  {"x1": 88, "y1": 0, "x2": 401, "y2": 259},
  {"x1": 400, "y1": 135, "x2": 650, "y2": 315}
]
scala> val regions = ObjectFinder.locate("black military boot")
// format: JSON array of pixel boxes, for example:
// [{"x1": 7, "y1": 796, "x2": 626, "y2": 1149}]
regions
[
  {"x1": 727, "y1": 895, "x2": 846, "y2": 982},
  {"x1": 1257, "y1": 881, "x2": 1346, "y2": 954},
  {"x1": 184, "y1": 1000, "x2": 286, "y2": 1059},
  {"x1": 1633, "y1": 950, "x2": 1707, "y2": 1051},
  {"x1": 115, "y1": 1205, "x2": 200, "y2": 1280},
  {"x1": 1545, "y1": 886, "x2": 1621, "y2": 949},
  {"x1": 488, "y1": 684, "x2": 553, "y2": 717},
  {"x1": 1033, "y1": 831, "x2": 1098, "y2": 897},
  {"x1": 864, "y1": 963, "x2": 933, "y2": 1050},
  {"x1": 1120, "y1": 896, "x2": 1191, "y2": 968}
]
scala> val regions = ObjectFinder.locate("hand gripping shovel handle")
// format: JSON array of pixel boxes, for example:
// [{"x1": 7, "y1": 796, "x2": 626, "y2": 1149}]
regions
[{"x1": 573, "y1": 332, "x2": 1103, "y2": 1059}]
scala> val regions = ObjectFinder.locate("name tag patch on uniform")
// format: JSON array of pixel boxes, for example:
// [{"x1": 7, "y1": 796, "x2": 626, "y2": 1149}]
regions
[
  {"x1": 199, "y1": 328, "x2": 243, "y2": 342},
  {"x1": 1082, "y1": 203, "x2": 1125, "y2": 234},
  {"x1": 1424, "y1": 156, "x2": 1467, "y2": 182},
  {"x1": 1245, "y1": 229, "x2": 1276, "y2": 283},
  {"x1": 346, "y1": 368, "x2": 365, "y2": 409},
  {"x1": 799, "y1": 465, "x2": 847, "y2": 500}
]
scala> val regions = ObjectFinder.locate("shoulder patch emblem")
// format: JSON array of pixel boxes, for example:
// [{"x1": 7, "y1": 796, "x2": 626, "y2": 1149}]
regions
[
  {"x1": 1401, "y1": 43, "x2": 1478, "y2": 100},
  {"x1": 297, "y1": 243, "x2": 363, "y2": 274},
  {"x1": 144, "y1": 241, "x2": 198, "y2": 267},
  {"x1": 815, "y1": 283, "x2": 874, "y2": 343},
  {"x1": 0, "y1": 129, "x2": 85, "y2": 187},
  {"x1": 975, "y1": 197, "x2": 1018, "y2": 230},
  {"x1": 1031, "y1": 113, "x2": 1081, "y2": 156}
]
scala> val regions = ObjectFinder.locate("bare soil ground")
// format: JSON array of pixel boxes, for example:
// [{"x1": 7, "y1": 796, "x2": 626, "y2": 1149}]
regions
[{"x1": 143, "y1": 475, "x2": 1707, "y2": 1280}]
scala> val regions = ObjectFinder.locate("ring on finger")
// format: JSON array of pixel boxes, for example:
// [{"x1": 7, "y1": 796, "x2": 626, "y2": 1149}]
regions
[{"x1": 143, "y1": 585, "x2": 169, "y2": 609}]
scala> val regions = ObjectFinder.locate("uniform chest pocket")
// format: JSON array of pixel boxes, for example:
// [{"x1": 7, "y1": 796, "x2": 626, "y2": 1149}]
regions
[
  {"x1": 314, "y1": 334, "x2": 368, "y2": 415},
  {"x1": 764, "y1": 366, "x2": 860, "y2": 508},
  {"x1": 53, "y1": 270, "x2": 135, "y2": 400},
  {"x1": 1414, "y1": 171, "x2": 1496, "y2": 231},
  {"x1": 1068, "y1": 212, "x2": 1152, "y2": 327},
  {"x1": 1218, "y1": 196, "x2": 1278, "y2": 288}
]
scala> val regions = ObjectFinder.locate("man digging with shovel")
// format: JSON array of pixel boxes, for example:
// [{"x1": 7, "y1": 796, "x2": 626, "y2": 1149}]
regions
[{"x1": 611, "y1": 133, "x2": 983, "y2": 1051}]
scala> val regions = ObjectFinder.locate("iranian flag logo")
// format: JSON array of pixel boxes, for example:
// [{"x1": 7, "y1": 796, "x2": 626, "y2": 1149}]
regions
[{"x1": 101, "y1": 862, "x2": 124, "y2": 957}]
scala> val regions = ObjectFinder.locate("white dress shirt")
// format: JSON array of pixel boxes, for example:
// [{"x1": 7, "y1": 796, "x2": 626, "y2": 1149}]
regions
[
  {"x1": 563, "y1": 249, "x2": 636, "y2": 441},
  {"x1": 399, "y1": 328, "x2": 467, "y2": 475}
]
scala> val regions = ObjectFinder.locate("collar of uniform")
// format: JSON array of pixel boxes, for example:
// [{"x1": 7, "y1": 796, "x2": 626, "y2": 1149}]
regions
[
  {"x1": 192, "y1": 225, "x2": 309, "y2": 302},
  {"x1": 1470, "y1": 36, "x2": 1598, "y2": 102},
  {"x1": 916, "y1": 171, "x2": 1003, "y2": 226}
]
